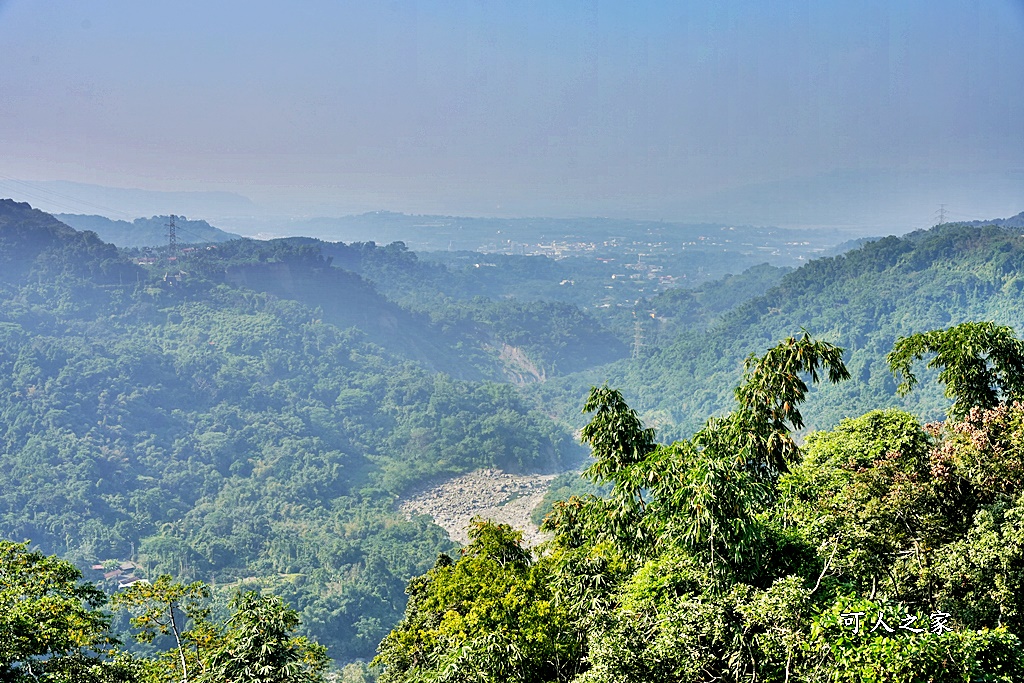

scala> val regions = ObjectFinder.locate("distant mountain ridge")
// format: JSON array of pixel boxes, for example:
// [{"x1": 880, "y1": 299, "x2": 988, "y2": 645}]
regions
[
  {"x1": 56, "y1": 213, "x2": 240, "y2": 247},
  {"x1": 0, "y1": 198, "x2": 140, "y2": 284},
  {"x1": 1, "y1": 179, "x2": 255, "y2": 220},
  {"x1": 957, "y1": 211, "x2": 1024, "y2": 229}
]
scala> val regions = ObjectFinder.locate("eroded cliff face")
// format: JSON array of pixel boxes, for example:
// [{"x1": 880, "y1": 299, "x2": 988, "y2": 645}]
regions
[
  {"x1": 492, "y1": 342, "x2": 546, "y2": 384},
  {"x1": 399, "y1": 468, "x2": 559, "y2": 546}
]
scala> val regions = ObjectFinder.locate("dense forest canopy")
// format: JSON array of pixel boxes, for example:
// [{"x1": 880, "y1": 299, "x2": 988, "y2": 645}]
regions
[
  {"x1": 533, "y1": 221, "x2": 1024, "y2": 441},
  {"x1": 374, "y1": 327, "x2": 1024, "y2": 682},
  {"x1": 0, "y1": 200, "x2": 583, "y2": 663},
  {"x1": 4, "y1": 197, "x2": 1024, "y2": 680}
]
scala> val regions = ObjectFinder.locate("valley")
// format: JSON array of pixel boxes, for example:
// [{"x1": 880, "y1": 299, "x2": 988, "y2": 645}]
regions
[{"x1": 3, "y1": 197, "x2": 1024, "y2": 677}]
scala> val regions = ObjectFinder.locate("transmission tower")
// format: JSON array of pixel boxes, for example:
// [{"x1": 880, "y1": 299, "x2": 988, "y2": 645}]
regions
[
  {"x1": 935, "y1": 204, "x2": 947, "y2": 225},
  {"x1": 166, "y1": 214, "x2": 178, "y2": 261},
  {"x1": 632, "y1": 313, "x2": 644, "y2": 359}
]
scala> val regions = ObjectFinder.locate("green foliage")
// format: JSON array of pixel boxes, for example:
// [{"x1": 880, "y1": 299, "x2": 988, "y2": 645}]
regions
[
  {"x1": 613, "y1": 223, "x2": 1024, "y2": 438},
  {"x1": 112, "y1": 576, "x2": 211, "y2": 645},
  {"x1": 722, "y1": 330, "x2": 851, "y2": 475},
  {"x1": 936, "y1": 400, "x2": 1024, "y2": 502},
  {"x1": 0, "y1": 540, "x2": 147, "y2": 683},
  {"x1": 376, "y1": 325, "x2": 1024, "y2": 682},
  {"x1": 565, "y1": 335, "x2": 849, "y2": 567},
  {"x1": 529, "y1": 472, "x2": 607, "y2": 528},
  {"x1": 12, "y1": 200, "x2": 1024, "y2": 678},
  {"x1": 205, "y1": 237, "x2": 627, "y2": 381},
  {"x1": 112, "y1": 576, "x2": 212, "y2": 683},
  {"x1": 781, "y1": 410, "x2": 940, "y2": 596},
  {"x1": 200, "y1": 591, "x2": 328, "y2": 683},
  {"x1": 0, "y1": 209, "x2": 583, "y2": 663},
  {"x1": 103, "y1": 572, "x2": 329, "y2": 683},
  {"x1": 580, "y1": 385, "x2": 657, "y2": 495},
  {"x1": 373, "y1": 519, "x2": 583, "y2": 682},
  {"x1": 809, "y1": 596, "x2": 1024, "y2": 683},
  {"x1": 888, "y1": 322, "x2": 1024, "y2": 418}
]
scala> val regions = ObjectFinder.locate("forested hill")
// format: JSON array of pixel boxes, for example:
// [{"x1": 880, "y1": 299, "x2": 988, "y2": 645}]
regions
[
  {"x1": 610, "y1": 221, "x2": 1024, "y2": 438},
  {"x1": 0, "y1": 199, "x2": 140, "y2": 284},
  {"x1": 8, "y1": 196, "x2": 1024, "y2": 671},
  {"x1": 0, "y1": 200, "x2": 584, "y2": 662},
  {"x1": 191, "y1": 238, "x2": 628, "y2": 381},
  {"x1": 958, "y1": 210, "x2": 1024, "y2": 229},
  {"x1": 56, "y1": 213, "x2": 240, "y2": 247}
]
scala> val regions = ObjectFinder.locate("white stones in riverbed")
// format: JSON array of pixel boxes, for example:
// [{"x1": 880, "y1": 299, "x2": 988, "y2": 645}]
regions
[{"x1": 399, "y1": 469, "x2": 559, "y2": 547}]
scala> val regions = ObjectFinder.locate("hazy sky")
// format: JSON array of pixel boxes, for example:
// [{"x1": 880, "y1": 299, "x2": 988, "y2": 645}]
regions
[{"x1": 1, "y1": 0, "x2": 1022, "y2": 223}]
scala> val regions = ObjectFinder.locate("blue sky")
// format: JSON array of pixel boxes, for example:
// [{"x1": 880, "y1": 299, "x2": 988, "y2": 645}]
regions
[{"x1": 1, "y1": 0, "x2": 1022, "y2": 225}]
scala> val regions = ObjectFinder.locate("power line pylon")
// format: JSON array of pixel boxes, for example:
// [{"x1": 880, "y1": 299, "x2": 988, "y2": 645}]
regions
[
  {"x1": 935, "y1": 204, "x2": 947, "y2": 225},
  {"x1": 166, "y1": 214, "x2": 178, "y2": 261},
  {"x1": 632, "y1": 314, "x2": 644, "y2": 359}
]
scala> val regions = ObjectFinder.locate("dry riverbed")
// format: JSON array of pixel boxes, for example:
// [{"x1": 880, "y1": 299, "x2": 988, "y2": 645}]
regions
[{"x1": 399, "y1": 469, "x2": 560, "y2": 546}]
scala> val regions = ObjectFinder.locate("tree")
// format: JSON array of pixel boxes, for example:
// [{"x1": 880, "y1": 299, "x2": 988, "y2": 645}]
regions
[
  {"x1": 111, "y1": 575, "x2": 211, "y2": 683},
  {"x1": 723, "y1": 330, "x2": 851, "y2": 476},
  {"x1": 373, "y1": 519, "x2": 582, "y2": 683},
  {"x1": 375, "y1": 327, "x2": 1024, "y2": 682},
  {"x1": 575, "y1": 385, "x2": 659, "y2": 551},
  {"x1": 0, "y1": 540, "x2": 144, "y2": 683},
  {"x1": 581, "y1": 385, "x2": 657, "y2": 490},
  {"x1": 200, "y1": 591, "x2": 328, "y2": 683},
  {"x1": 568, "y1": 334, "x2": 850, "y2": 566},
  {"x1": 887, "y1": 322, "x2": 1024, "y2": 419}
]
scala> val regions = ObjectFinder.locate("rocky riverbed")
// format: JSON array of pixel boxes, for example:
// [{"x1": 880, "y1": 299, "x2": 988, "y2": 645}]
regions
[{"x1": 399, "y1": 469, "x2": 560, "y2": 546}]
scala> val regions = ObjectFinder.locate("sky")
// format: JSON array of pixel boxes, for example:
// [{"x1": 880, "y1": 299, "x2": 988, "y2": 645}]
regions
[{"x1": 1, "y1": 0, "x2": 1022, "y2": 228}]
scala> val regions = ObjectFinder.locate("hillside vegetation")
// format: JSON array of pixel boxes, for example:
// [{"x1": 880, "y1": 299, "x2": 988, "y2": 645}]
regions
[
  {"x1": 6, "y1": 196, "x2": 1024, "y2": 678},
  {"x1": 0, "y1": 200, "x2": 583, "y2": 662},
  {"x1": 534, "y1": 222, "x2": 1024, "y2": 440},
  {"x1": 374, "y1": 326, "x2": 1024, "y2": 682}
]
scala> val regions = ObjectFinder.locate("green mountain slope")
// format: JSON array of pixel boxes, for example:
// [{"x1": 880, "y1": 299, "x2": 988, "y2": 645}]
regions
[
  {"x1": 202, "y1": 237, "x2": 629, "y2": 381},
  {"x1": 614, "y1": 222, "x2": 1024, "y2": 438},
  {"x1": 8, "y1": 197, "x2": 1024, "y2": 669},
  {"x1": 0, "y1": 199, "x2": 140, "y2": 285},
  {"x1": 0, "y1": 200, "x2": 583, "y2": 662},
  {"x1": 374, "y1": 343, "x2": 1024, "y2": 682}
]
